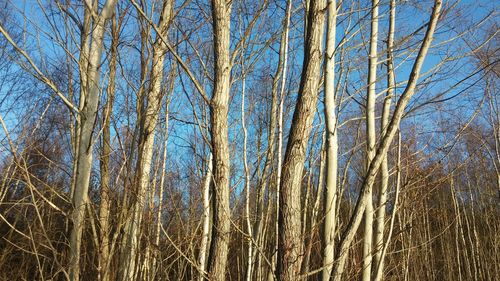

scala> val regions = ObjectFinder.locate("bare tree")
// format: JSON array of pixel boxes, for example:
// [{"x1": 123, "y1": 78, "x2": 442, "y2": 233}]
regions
[
  {"x1": 277, "y1": 0, "x2": 326, "y2": 279},
  {"x1": 207, "y1": 0, "x2": 233, "y2": 279},
  {"x1": 70, "y1": 1, "x2": 117, "y2": 279},
  {"x1": 332, "y1": 1, "x2": 442, "y2": 280},
  {"x1": 120, "y1": 1, "x2": 173, "y2": 280},
  {"x1": 362, "y1": 1, "x2": 380, "y2": 279},
  {"x1": 0, "y1": 0, "x2": 497, "y2": 280},
  {"x1": 321, "y1": 0, "x2": 338, "y2": 280},
  {"x1": 373, "y1": 0, "x2": 396, "y2": 278},
  {"x1": 98, "y1": 10, "x2": 121, "y2": 281}
]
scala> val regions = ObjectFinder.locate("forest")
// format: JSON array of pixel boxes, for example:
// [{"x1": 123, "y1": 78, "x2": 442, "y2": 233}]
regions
[{"x1": 0, "y1": 0, "x2": 498, "y2": 280}]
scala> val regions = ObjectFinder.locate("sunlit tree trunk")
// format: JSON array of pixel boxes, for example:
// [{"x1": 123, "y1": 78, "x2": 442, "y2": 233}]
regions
[
  {"x1": 373, "y1": 130, "x2": 402, "y2": 281},
  {"x1": 239, "y1": 39, "x2": 254, "y2": 280},
  {"x1": 69, "y1": 1, "x2": 117, "y2": 280},
  {"x1": 199, "y1": 153, "x2": 213, "y2": 281},
  {"x1": 99, "y1": 13, "x2": 119, "y2": 281},
  {"x1": 373, "y1": 0, "x2": 396, "y2": 278},
  {"x1": 266, "y1": 2, "x2": 293, "y2": 280},
  {"x1": 207, "y1": 1, "x2": 232, "y2": 280},
  {"x1": 332, "y1": 1, "x2": 442, "y2": 280},
  {"x1": 277, "y1": 0, "x2": 325, "y2": 279},
  {"x1": 321, "y1": 1, "x2": 338, "y2": 280},
  {"x1": 363, "y1": 1, "x2": 379, "y2": 280},
  {"x1": 121, "y1": 2, "x2": 173, "y2": 279}
]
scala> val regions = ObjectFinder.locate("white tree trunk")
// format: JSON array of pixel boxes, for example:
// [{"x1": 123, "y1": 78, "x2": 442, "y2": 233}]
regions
[
  {"x1": 268, "y1": 2, "x2": 292, "y2": 280},
  {"x1": 69, "y1": 1, "x2": 116, "y2": 279},
  {"x1": 240, "y1": 48, "x2": 254, "y2": 281},
  {"x1": 321, "y1": 1, "x2": 338, "y2": 280},
  {"x1": 199, "y1": 153, "x2": 213, "y2": 281},
  {"x1": 363, "y1": 1, "x2": 379, "y2": 280},
  {"x1": 373, "y1": 0, "x2": 396, "y2": 278},
  {"x1": 121, "y1": 2, "x2": 173, "y2": 279},
  {"x1": 332, "y1": 1, "x2": 442, "y2": 280}
]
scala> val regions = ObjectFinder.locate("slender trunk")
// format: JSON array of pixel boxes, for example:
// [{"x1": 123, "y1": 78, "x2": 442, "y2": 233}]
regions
[
  {"x1": 321, "y1": 1, "x2": 338, "y2": 280},
  {"x1": 121, "y1": 2, "x2": 173, "y2": 279},
  {"x1": 268, "y1": 2, "x2": 293, "y2": 280},
  {"x1": 363, "y1": 1, "x2": 379, "y2": 280},
  {"x1": 98, "y1": 14, "x2": 119, "y2": 281},
  {"x1": 69, "y1": 2, "x2": 117, "y2": 280},
  {"x1": 332, "y1": 1, "x2": 442, "y2": 280},
  {"x1": 492, "y1": 91, "x2": 500, "y2": 198},
  {"x1": 199, "y1": 153, "x2": 213, "y2": 281},
  {"x1": 207, "y1": 1, "x2": 232, "y2": 280},
  {"x1": 150, "y1": 98, "x2": 170, "y2": 280},
  {"x1": 253, "y1": 1, "x2": 292, "y2": 274},
  {"x1": 277, "y1": 0, "x2": 326, "y2": 279},
  {"x1": 241, "y1": 51, "x2": 254, "y2": 281},
  {"x1": 373, "y1": 131, "x2": 401, "y2": 281},
  {"x1": 70, "y1": 4, "x2": 91, "y2": 202},
  {"x1": 373, "y1": 0, "x2": 395, "y2": 278}
]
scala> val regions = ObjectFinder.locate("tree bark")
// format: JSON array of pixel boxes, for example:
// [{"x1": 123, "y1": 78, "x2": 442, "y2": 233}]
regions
[
  {"x1": 69, "y1": 1, "x2": 117, "y2": 280},
  {"x1": 207, "y1": 1, "x2": 232, "y2": 280},
  {"x1": 98, "y1": 13, "x2": 119, "y2": 281},
  {"x1": 363, "y1": 1, "x2": 379, "y2": 280},
  {"x1": 277, "y1": 0, "x2": 326, "y2": 280},
  {"x1": 199, "y1": 153, "x2": 213, "y2": 281},
  {"x1": 120, "y1": 2, "x2": 173, "y2": 279},
  {"x1": 373, "y1": 0, "x2": 396, "y2": 278},
  {"x1": 332, "y1": 1, "x2": 442, "y2": 280},
  {"x1": 321, "y1": 1, "x2": 338, "y2": 280}
]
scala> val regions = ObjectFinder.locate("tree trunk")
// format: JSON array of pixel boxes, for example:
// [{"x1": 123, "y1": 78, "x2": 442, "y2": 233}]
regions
[
  {"x1": 277, "y1": 0, "x2": 326, "y2": 279},
  {"x1": 69, "y1": 1, "x2": 116, "y2": 280},
  {"x1": 363, "y1": 1, "x2": 379, "y2": 280},
  {"x1": 267, "y1": 2, "x2": 293, "y2": 280},
  {"x1": 99, "y1": 13, "x2": 119, "y2": 281},
  {"x1": 199, "y1": 153, "x2": 213, "y2": 281},
  {"x1": 331, "y1": 2, "x2": 442, "y2": 280},
  {"x1": 321, "y1": 1, "x2": 338, "y2": 280},
  {"x1": 373, "y1": 0, "x2": 396, "y2": 278},
  {"x1": 120, "y1": 2, "x2": 173, "y2": 279},
  {"x1": 207, "y1": 1, "x2": 232, "y2": 280}
]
